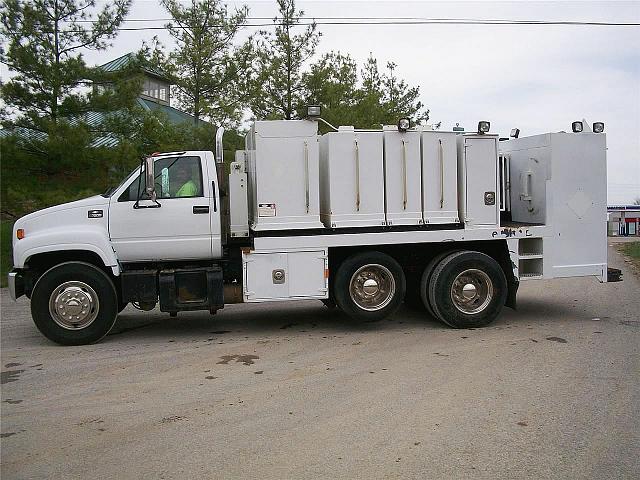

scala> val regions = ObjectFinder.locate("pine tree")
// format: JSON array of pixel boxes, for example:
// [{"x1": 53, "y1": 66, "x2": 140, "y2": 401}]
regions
[
  {"x1": 1, "y1": 0, "x2": 133, "y2": 169},
  {"x1": 157, "y1": 0, "x2": 251, "y2": 126},
  {"x1": 249, "y1": 0, "x2": 320, "y2": 120}
]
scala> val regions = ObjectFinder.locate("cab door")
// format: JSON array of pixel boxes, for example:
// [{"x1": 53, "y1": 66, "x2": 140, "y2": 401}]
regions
[{"x1": 109, "y1": 154, "x2": 218, "y2": 262}]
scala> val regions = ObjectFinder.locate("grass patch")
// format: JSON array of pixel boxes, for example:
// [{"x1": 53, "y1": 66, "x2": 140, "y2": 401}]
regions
[
  {"x1": 616, "y1": 241, "x2": 640, "y2": 275},
  {"x1": 1, "y1": 220, "x2": 14, "y2": 287},
  {"x1": 619, "y1": 241, "x2": 640, "y2": 259}
]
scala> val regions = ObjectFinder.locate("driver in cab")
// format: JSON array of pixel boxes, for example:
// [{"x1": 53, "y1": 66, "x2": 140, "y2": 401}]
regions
[{"x1": 174, "y1": 163, "x2": 198, "y2": 197}]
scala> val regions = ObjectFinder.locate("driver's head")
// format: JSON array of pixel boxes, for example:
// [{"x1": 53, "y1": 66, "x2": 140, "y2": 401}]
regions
[{"x1": 175, "y1": 163, "x2": 191, "y2": 183}]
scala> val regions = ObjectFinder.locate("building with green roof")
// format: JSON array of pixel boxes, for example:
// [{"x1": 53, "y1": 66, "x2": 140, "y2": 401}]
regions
[{"x1": 1, "y1": 52, "x2": 206, "y2": 148}]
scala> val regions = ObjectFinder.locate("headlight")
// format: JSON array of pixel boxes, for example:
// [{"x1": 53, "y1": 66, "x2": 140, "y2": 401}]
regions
[
  {"x1": 572, "y1": 121, "x2": 583, "y2": 133},
  {"x1": 306, "y1": 105, "x2": 321, "y2": 117},
  {"x1": 397, "y1": 118, "x2": 410, "y2": 132},
  {"x1": 478, "y1": 121, "x2": 490, "y2": 134},
  {"x1": 593, "y1": 122, "x2": 605, "y2": 133}
]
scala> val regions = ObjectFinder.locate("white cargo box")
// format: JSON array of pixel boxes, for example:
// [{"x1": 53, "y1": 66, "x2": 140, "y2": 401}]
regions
[
  {"x1": 242, "y1": 250, "x2": 328, "y2": 302},
  {"x1": 383, "y1": 128, "x2": 422, "y2": 225},
  {"x1": 245, "y1": 120, "x2": 324, "y2": 231},
  {"x1": 319, "y1": 128, "x2": 385, "y2": 228},
  {"x1": 421, "y1": 130, "x2": 459, "y2": 224}
]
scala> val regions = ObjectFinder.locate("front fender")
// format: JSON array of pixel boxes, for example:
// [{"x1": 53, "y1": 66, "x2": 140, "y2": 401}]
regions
[{"x1": 13, "y1": 226, "x2": 119, "y2": 275}]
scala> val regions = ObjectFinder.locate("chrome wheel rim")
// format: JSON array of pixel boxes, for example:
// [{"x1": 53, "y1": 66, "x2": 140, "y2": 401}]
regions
[
  {"x1": 349, "y1": 264, "x2": 396, "y2": 311},
  {"x1": 49, "y1": 281, "x2": 100, "y2": 330},
  {"x1": 450, "y1": 269, "x2": 493, "y2": 314}
]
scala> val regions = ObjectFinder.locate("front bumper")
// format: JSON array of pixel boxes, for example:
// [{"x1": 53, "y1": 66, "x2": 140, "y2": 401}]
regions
[{"x1": 8, "y1": 270, "x2": 25, "y2": 301}]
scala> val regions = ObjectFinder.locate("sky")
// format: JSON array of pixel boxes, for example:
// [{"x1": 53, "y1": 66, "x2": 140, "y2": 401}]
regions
[{"x1": 2, "y1": 0, "x2": 639, "y2": 203}]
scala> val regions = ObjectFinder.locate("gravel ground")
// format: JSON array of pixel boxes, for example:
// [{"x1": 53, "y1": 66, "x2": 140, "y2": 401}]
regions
[{"x1": 1, "y1": 243, "x2": 639, "y2": 480}]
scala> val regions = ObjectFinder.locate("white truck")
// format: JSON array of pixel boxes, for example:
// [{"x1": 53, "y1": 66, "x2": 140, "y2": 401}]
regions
[{"x1": 8, "y1": 110, "x2": 610, "y2": 345}]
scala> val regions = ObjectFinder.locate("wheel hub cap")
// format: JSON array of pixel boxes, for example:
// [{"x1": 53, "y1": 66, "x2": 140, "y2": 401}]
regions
[
  {"x1": 349, "y1": 264, "x2": 396, "y2": 312},
  {"x1": 49, "y1": 282, "x2": 99, "y2": 330},
  {"x1": 451, "y1": 269, "x2": 493, "y2": 314}
]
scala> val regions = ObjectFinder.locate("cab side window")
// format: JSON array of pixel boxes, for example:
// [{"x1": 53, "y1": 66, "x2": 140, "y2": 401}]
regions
[{"x1": 119, "y1": 156, "x2": 204, "y2": 202}]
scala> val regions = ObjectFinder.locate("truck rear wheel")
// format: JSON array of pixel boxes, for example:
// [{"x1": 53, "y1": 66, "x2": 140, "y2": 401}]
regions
[
  {"x1": 333, "y1": 251, "x2": 405, "y2": 322},
  {"x1": 427, "y1": 251, "x2": 507, "y2": 328},
  {"x1": 419, "y1": 251, "x2": 457, "y2": 318},
  {"x1": 31, "y1": 262, "x2": 118, "y2": 345}
]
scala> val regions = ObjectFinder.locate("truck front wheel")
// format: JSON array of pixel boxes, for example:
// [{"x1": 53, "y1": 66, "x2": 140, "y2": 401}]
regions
[
  {"x1": 333, "y1": 251, "x2": 405, "y2": 322},
  {"x1": 31, "y1": 262, "x2": 118, "y2": 345},
  {"x1": 427, "y1": 251, "x2": 507, "y2": 328}
]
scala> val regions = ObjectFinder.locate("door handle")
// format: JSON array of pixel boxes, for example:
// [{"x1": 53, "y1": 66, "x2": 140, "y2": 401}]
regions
[{"x1": 193, "y1": 206, "x2": 209, "y2": 214}]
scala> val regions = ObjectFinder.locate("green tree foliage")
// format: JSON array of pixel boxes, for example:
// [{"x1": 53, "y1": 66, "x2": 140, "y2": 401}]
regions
[
  {"x1": 303, "y1": 52, "x2": 435, "y2": 130},
  {"x1": 301, "y1": 51, "x2": 359, "y2": 127},
  {"x1": 250, "y1": 0, "x2": 320, "y2": 120},
  {"x1": 155, "y1": 0, "x2": 251, "y2": 126},
  {"x1": 0, "y1": 0, "x2": 135, "y2": 171}
]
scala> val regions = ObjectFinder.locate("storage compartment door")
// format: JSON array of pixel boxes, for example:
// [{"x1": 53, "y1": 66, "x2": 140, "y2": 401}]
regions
[
  {"x1": 422, "y1": 132, "x2": 459, "y2": 224},
  {"x1": 252, "y1": 132, "x2": 323, "y2": 231},
  {"x1": 355, "y1": 132, "x2": 385, "y2": 226},
  {"x1": 384, "y1": 130, "x2": 422, "y2": 225},
  {"x1": 288, "y1": 251, "x2": 328, "y2": 298},
  {"x1": 464, "y1": 137, "x2": 499, "y2": 227},
  {"x1": 243, "y1": 252, "x2": 288, "y2": 301},
  {"x1": 243, "y1": 250, "x2": 328, "y2": 302}
]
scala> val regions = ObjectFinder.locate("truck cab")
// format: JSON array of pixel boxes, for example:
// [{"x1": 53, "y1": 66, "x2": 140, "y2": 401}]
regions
[{"x1": 108, "y1": 150, "x2": 223, "y2": 262}]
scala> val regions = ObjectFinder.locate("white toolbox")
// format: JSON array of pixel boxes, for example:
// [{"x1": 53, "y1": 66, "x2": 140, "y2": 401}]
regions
[
  {"x1": 245, "y1": 120, "x2": 324, "y2": 231},
  {"x1": 457, "y1": 134, "x2": 500, "y2": 228},
  {"x1": 319, "y1": 127, "x2": 385, "y2": 228},
  {"x1": 383, "y1": 127, "x2": 423, "y2": 225},
  {"x1": 242, "y1": 250, "x2": 328, "y2": 301},
  {"x1": 421, "y1": 130, "x2": 460, "y2": 224}
]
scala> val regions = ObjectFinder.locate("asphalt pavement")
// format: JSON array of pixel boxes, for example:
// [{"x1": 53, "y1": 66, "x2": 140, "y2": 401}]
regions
[{"x1": 1, "y1": 243, "x2": 639, "y2": 479}]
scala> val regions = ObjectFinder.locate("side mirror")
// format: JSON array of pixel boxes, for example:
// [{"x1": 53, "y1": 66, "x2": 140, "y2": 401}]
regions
[
  {"x1": 215, "y1": 127, "x2": 225, "y2": 164},
  {"x1": 144, "y1": 156, "x2": 156, "y2": 200}
]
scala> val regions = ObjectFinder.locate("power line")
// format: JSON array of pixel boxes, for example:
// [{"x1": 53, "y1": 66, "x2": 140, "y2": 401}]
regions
[{"x1": 55, "y1": 18, "x2": 639, "y2": 31}]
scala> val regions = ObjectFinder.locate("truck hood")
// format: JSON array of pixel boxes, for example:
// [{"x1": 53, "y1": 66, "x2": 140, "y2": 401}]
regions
[
  {"x1": 16, "y1": 195, "x2": 109, "y2": 225},
  {"x1": 12, "y1": 195, "x2": 113, "y2": 269}
]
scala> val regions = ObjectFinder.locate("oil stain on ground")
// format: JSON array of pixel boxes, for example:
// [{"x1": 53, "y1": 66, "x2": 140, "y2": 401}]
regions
[
  {"x1": 546, "y1": 337, "x2": 568, "y2": 343},
  {"x1": 620, "y1": 320, "x2": 639, "y2": 327},
  {"x1": 217, "y1": 354, "x2": 259, "y2": 366},
  {"x1": 1, "y1": 370, "x2": 25, "y2": 385}
]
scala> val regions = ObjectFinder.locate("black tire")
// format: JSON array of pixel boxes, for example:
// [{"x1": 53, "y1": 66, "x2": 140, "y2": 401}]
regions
[
  {"x1": 333, "y1": 251, "x2": 405, "y2": 322},
  {"x1": 31, "y1": 262, "x2": 118, "y2": 345},
  {"x1": 321, "y1": 298, "x2": 338, "y2": 310},
  {"x1": 427, "y1": 251, "x2": 507, "y2": 328},
  {"x1": 419, "y1": 251, "x2": 458, "y2": 318}
]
